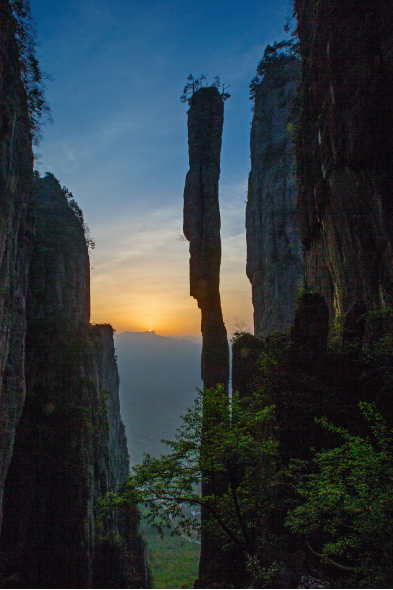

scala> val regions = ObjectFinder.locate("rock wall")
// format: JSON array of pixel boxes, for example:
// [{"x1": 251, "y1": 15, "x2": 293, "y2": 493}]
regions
[
  {"x1": 294, "y1": 0, "x2": 393, "y2": 318},
  {"x1": 246, "y1": 55, "x2": 303, "y2": 337},
  {"x1": 0, "y1": 175, "x2": 146, "y2": 588},
  {"x1": 0, "y1": 0, "x2": 34, "y2": 529}
]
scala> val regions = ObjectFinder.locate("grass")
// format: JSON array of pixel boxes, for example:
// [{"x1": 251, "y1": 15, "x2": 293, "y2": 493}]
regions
[{"x1": 139, "y1": 516, "x2": 200, "y2": 589}]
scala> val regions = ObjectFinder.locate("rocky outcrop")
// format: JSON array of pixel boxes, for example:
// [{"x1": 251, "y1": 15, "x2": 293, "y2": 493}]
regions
[
  {"x1": 246, "y1": 55, "x2": 302, "y2": 337},
  {"x1": 0, "y1": 175, "x2": 146, "y2": 588},
  {"x1": 183, "y1": 86, "x2": 230, "y2": 587},
  {"x1": 294, "y1": 0, "x2": 393, "y2": 319},
  {"x1": 183, "y1": 86, "x2": 229, "y2": 391},
  {"x1": 0, "y1": 0, "x2": 34, "y2": 530}
]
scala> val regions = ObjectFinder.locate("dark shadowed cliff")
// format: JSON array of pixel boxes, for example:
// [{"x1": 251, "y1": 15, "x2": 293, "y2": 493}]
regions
[
  {"x1": 246, "y1": 55, "x2": 303, "y2": 337},
  {"x1": 0, "y1": 0, "x2": 34, "y2": 527},
  {"x1": 295, "y1": 0, "x2": 393, "y2": 318},
  {"x1": 0, "y1": 175, "x2": 146, "y2": 588}
]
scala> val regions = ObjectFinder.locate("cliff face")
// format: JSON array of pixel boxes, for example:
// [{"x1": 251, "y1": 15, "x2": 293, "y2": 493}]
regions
[
  {"x1": 0, "y1": 0, "x2": 34, "y2": 528},
  {"x1": 246, "y1": 56, "x2": 303, "y2": 337},
  {"x1": 0, "y1": 176, "x2": 145, "y2": 588},
  {"x1": 183, "y1": 86, "x2": 229, "y2": 391},
  {"x1": 295, "y1": 0, "x2": 393, "y2": 318}
]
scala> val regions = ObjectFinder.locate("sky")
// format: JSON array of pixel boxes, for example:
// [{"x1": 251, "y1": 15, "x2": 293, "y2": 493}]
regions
[{"x1": 30, "y1": 0, "x2": 293, "y2": 337}]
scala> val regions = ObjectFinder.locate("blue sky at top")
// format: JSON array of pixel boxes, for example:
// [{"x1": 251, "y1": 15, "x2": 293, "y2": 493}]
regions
[{"x1": 30, "y1": 0, "x2": 293, "y2": 336}]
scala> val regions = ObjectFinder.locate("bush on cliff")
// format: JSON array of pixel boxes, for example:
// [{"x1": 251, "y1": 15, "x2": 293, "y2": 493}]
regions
[{"x1": 287, "y1": 403, "x2": 393, "y2": 589}]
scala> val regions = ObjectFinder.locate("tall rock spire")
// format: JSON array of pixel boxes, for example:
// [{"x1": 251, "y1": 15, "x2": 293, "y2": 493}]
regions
[
  {"x1": 183, "y1": 85, "x2": 229, "y2": 391},
  {"x1": 183, "y1": 85, "x2": 230, "y2": 586}
]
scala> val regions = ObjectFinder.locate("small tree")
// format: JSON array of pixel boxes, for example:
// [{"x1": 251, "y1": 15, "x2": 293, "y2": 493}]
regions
[
  {"x1": 286, "y1": 403, "x2": 393, "y2": 588},
  {"x1": 180, "y1": 73, "x2": 231, "y2": 105}
]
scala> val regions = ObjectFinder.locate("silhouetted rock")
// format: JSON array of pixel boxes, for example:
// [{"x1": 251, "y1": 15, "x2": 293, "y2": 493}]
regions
[
  {"x1": 183, "y1": 85, "x2": 230, "y2": 587},
  {"x1": 183, "y1": 86, "x2": 229, "y2": 391},
  {"x1": 247, "y1": 55, "x2": 303, "y2": 336},
  {"x1": 0, "y1": 175, "x2": 146, "y2": 588}
]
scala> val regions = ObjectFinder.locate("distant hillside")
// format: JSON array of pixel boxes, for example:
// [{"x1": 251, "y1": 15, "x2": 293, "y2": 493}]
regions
[{"x1": 114, "y1": 331, "x2": 202, "y2": 464}]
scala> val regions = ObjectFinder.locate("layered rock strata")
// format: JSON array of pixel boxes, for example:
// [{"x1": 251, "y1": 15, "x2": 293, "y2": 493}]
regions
[
  {"x1": 295, "y1": 0, "x2": 393, "y2": 318},
  {"x1": 246, "y1": 55, "x2": 302, "y2": 337},
  {"x1": 183, "y1": 86, "x2": 230, "y2": 586},
  {"x1": 0, "y1": 175, "x2": 145, "y2": 588},
  {"x1": 0, "y1": 0, "x2": 34, "y2": 529}
]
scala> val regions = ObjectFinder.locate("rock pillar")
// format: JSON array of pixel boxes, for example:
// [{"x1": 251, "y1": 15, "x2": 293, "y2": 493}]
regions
[{"x1": 183, "y1": 85, "x2": 229, "y2": 586}]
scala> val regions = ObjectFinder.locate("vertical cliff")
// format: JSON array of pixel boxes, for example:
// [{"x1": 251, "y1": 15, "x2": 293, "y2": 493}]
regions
[
  {"x1": 0, "y1": 175, "x2": 145, "y2": 588},
  {"x1": 246, "y1": 54, "x2": 302, "y2": 337},
  {"x1": 294, "y1": 0, "x2": 393, "y2": 318},
  {"x1": 0, "y1": 0, "x2": 34, "y2": 529}
]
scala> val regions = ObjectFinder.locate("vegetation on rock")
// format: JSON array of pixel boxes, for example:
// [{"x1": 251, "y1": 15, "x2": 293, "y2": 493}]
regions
[{"x1": 10, "y1": 0, "x2": 52, "y2": 144}]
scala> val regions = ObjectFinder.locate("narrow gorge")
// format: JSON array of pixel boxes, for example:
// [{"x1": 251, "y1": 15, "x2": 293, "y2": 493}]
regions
[{"x1": 1, "y1": 0, "x2": 393, "y2": 588}]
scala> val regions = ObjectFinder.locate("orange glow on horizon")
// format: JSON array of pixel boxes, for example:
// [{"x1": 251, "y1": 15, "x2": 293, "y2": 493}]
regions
[{"x1": 88, "y1": 206, "x2": 253, "y2": 339}]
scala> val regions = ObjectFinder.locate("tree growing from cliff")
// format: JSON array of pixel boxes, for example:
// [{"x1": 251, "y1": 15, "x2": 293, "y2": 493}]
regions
[
  {"x1": 249, "y1": 39, "x2": 298, "y2": 102},
  {"x1": 180, "y1": 73, "x2": 231, "y2": 105},
  {"x1": 97, "y1": 385, "x2": 281, "y2": 561},
  {"x1": 10, "y1": 0, "x2": 52, "y2": 144},
  {"x1": 63, "y1": 187, "x2": 95, "y2": 251}
]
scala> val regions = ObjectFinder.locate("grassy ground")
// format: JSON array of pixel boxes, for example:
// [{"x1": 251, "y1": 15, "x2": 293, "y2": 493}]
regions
[{"x1": 139, "y1": 518, "x2": 200, "y2": 589}]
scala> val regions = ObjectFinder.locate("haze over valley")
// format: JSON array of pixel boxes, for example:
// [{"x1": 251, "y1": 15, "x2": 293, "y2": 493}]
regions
[{"x1": 115, "y1": 331, "x2": 202, "y2": 463}]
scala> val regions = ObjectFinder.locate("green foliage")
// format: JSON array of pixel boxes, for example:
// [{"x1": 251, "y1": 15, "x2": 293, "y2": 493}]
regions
[
  {"x1": 180, "y1": 73, "x2": 231, "y2": 105},
  {"x1": 139, "y1": 511, "x2": 200, "y2": 589},
  {"x1": 10, "y1": 0, "x2": 52, "y2": 144},
  {"x1": 98, "y1": 385, "x2": 280, "y2": 557},
  {"x1": 249, "y1": 39, "x2": 299, "y2": 102},
  {"x1": 54, "y1": 178, "x2": 95, "y2": 251},
  {"x1": 286, "y1": 403, "x2": 393, "y2": 587}
]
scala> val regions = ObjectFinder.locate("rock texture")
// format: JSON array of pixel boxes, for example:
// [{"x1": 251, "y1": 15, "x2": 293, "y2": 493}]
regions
[
  {"x1": 0, "y1": 175, "x2": 146, "y2": 588},
  {"x1": 183, "y1": 86, "x2": 230, "y2": 587},
  {"x1": 294, "y1": 0, "x2": 393, "y2": 318},
  {"x1": 246, "y1": 56, "x2": 302, "y2": 337},
  {"x1": 183, "y1": 86, "x2": 229, "y2": 391},
  {"x1": 0, "y1": 0, "x2": 34, "y2": 530}
]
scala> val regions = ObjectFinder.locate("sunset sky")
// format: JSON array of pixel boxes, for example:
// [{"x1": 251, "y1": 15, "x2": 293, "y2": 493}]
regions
[{"x1": 31, "y1": 0, "x2": 292, "y2": 337}]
